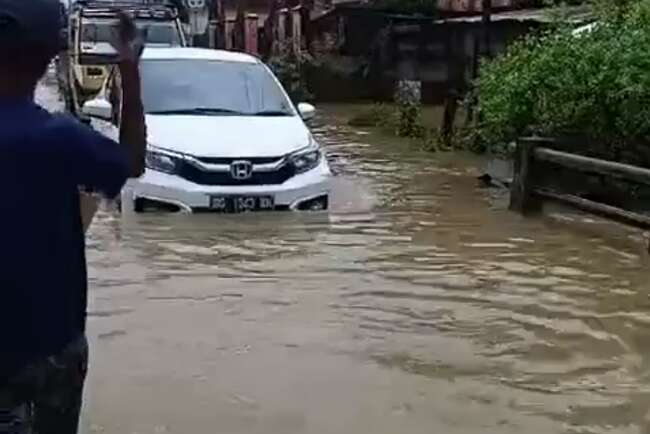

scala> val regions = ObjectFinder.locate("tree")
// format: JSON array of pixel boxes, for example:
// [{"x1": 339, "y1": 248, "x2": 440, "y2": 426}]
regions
[{"x1": 474, "y1": 0, "x2": 650, "y2": 163}]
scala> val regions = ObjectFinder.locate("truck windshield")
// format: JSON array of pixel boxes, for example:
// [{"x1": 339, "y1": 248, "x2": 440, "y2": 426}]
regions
[
  {"x1": 81, "y1": 22, "x2": 113, "y2": 43},
  {"x1": 139, "y1": 23, "x2": 182, "y2": 45},
  {"x1": 140, "y1": 59, "x2": 295, "y2": 116},
  {"x1": 81, "y1": 21, "x2": 181, "y2": 46}
]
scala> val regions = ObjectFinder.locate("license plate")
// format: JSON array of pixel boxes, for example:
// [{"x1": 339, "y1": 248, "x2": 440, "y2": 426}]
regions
[{"x1": 210, "y1": 196, "x2": 275, "y2": 212}]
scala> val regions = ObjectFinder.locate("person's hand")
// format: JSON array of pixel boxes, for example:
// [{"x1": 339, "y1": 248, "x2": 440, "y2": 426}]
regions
[
  {"x1": 110, "y1": 11, "x2": 145, "y2": 64},
  {"x1": 79, "y1": 191, "x2": 100, "y2": 234}
]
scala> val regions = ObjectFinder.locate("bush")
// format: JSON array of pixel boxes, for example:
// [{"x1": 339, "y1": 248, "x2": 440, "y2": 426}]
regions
[
  {"x1": 395, "y1": 103, "x2": 425, "y2": 138},
  {"x1": 348, "y1": 103, "x2": 395, "y2": 127},
  {"x1": 267, "y1": 43, "x2": 316, "y2": 103},
  {"x1": 475, "y1": 0, "x2": 650, "y2": 164}
]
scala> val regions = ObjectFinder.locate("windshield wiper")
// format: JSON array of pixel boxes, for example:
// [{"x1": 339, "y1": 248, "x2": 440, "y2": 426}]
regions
[
  {"x1": 148, "y1": 108, "x2": 245, "y2": 116},
  {"x1": 250, "y1": 110, "x2": 293, "y2": 117}
]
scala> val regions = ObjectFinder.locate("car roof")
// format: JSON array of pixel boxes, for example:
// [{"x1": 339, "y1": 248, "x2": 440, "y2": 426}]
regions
[{"x1": 141, "y1": 47, "x2": 260, "y2": 64}]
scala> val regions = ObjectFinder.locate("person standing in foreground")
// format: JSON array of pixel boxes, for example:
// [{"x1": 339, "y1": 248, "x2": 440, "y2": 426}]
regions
[{"x1": 0, "y1": 0, "x2": 146, "y2": 433}]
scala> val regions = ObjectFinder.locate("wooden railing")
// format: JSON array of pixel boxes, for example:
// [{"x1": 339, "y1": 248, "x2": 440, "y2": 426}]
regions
[{"x1": 510, "y1": 137, "x2": 650, "y2": 230}]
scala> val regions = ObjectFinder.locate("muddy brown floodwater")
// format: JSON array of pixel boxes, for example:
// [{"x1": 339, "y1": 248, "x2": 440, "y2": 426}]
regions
[{"x1": 36, "y1": 76, "x2": 650, "y2": 434}]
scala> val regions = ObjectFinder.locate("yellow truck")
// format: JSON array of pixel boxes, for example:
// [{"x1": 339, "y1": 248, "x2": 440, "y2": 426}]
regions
[{"x1": 57, "y1": 0, "x2": 187, "y2": 116}]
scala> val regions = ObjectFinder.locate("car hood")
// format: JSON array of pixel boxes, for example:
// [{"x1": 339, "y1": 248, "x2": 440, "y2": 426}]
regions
[{"x1": 146, "y1": 114, "x2": 312, "y2": 158}]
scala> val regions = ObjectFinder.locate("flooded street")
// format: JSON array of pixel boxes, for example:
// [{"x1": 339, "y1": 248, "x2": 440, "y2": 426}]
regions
[{"x1": 37, "y1": 77, "x2": 650, "y2": 434}]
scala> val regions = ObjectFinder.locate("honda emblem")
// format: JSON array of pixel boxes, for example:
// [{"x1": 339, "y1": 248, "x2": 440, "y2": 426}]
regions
[{"x1": 230, "y1": 160, "x2": 253, "y2": 180}]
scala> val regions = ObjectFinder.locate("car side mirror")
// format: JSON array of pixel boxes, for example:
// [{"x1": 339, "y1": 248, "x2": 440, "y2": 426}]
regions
[
  {"x1": 82, "y1": 98, "x2": 112, "y2": 120},
  {"x1": 297, "y1": 103, "x2": 316, "y2": 120}
]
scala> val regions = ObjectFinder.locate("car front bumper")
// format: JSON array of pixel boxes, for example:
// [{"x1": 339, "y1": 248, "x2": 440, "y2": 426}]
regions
[{"x1": 125, "y1": 159, "x2": 332, "y2": 212}]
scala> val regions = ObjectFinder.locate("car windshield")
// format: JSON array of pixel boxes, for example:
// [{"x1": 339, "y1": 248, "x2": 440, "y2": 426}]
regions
[
  {"x1": 140, "y1": 59, "x2": 295, "y2": 116},
  {"x1": 81, "y1": 21, "x2": 181, "y2": 45}
]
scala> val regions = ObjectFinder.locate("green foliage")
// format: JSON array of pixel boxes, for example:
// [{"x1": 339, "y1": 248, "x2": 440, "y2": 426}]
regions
[
  {"x1": 416, "y1": 126, "x2": 485, "y2": 153},
  {"x1": 475, "y1": 0, "x2": 650, "y2": 162},
  {"x1": 396, "y1": 102, "x2": 426, "y2": 138},
  {"x1": 590, "y1": 0, "x2": 637, "y2": 20},
  {"x1": 346, "y1": 102, "x2": 476, "y2": 152},
  {"x1": 348, "y1": 98, "x2": 426, "y2": 139},
  {"x1": 418, "y1": 128, "x2": 448, "y2": 152},
  {"x1": 346, "y1": 103, "x2": 425, "y2": 138},
  {"x1": 348, "y1": 103, "x2": 395, "y2": 127},
  {"x1": 536, "y1": 0, "x2": 630, "y2": 9},
  {"x1": 267, "y1": 43, "x2": 316, "y2": 103}
]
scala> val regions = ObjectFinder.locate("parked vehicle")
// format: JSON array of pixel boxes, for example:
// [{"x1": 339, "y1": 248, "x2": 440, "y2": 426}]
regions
[
  {"x1": 83, "y1": 47, "x2": 332, "y2": 213},
  {"x1": 57, "y1": 0, "x2": 186, "y2": 116}
]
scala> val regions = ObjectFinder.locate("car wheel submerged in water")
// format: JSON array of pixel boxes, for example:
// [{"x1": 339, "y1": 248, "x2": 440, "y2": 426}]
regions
[
  {"x1": 84, "y1": 47, "x2": 332, "y2": 214},
  {"x1": 133, "y1": 197, "x2": 145, "y2": 213}
]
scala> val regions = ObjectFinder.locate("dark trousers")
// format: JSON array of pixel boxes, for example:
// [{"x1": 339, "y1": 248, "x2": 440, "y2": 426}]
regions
[{"x1": 0, "y1": 336, "x2": 88, "y2": 434}]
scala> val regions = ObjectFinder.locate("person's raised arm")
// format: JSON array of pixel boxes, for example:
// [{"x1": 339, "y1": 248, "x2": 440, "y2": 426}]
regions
[
  {"x1": 76, "y1": 12, "x2": 146, "y2": 232},
  {"x1": 113, "y1": 11, "x2": 146, "y2": 178}
]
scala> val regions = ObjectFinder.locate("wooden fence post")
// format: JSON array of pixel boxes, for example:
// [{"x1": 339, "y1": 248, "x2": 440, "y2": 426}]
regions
[
  {"x1": 278, "y1": 9, "x2": 288, "y2": 44},
  {"x1": 212, "y1": 0, "x2": 226, "y2": 49},
  {"x1": 481, "y1": 0, "x2": 492, "y2": 57},
  {"x1": 245, "y1": 14, "x2": 259, "y2": 55},
  {"x1": 208, "y1": 21, "x2": 217, "y2": 48},
  {"x1": 215, "y1": 19, "x2": 226, "y2": 49},
  {"x1": 224, "y1": 18, "x2": 236, "y2": 50},
  {"x1": 291, "y1": 6, "x2": 302, "y2": 55},
  {"x1": 510, "y1": 138, "x2": 541, "y2": 214}
]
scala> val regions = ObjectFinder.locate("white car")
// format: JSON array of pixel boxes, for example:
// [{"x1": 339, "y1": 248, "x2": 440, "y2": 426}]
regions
[{"x1": 83, "y1": 47, "x2": 332, "y2": 213}]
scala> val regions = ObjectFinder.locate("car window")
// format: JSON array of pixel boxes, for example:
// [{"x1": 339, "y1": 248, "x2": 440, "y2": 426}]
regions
[
  {"x1": 140, "y1": 59, "x2": 295, "y2": 116},
  {"x1": 81, "y1": 21, "x2": 180, "y2": 46}
]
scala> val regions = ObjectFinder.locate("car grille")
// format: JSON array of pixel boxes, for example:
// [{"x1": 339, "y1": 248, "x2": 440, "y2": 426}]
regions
[
  {"x1": 176, "y1": 159, "x2": 296, "y2": 186},
  {"x1": 195, "y1": 156, "x2": 283, "y2": 165},
  {"x1": 86, "y1": 67, "x2": 105, "y2": 76}
]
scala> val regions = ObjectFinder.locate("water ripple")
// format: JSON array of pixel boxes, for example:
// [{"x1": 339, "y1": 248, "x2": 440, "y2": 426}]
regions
[{"x1": 77, "y1": 104, "x2": 649, "y2": 433}]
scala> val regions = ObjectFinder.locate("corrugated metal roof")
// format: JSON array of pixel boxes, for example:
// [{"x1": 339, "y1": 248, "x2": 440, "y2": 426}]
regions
[{"x1": 436, "y1": 5, "x2": 593, "y2": 24}]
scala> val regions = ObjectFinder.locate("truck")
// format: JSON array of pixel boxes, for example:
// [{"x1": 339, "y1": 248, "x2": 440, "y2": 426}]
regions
[{"x1": 56, "y1": 0, "x2": 188, "y2": 116}]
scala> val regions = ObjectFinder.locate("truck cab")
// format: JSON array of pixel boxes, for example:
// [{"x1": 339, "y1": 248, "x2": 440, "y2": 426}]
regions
[{"x1": 60, "y1": 0, "x2": 187, "y2": 114}]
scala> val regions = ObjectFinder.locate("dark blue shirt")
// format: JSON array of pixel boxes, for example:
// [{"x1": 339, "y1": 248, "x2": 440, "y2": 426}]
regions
[{"x1": 0, "y1": 99, "x2": 129, "y2": 381}]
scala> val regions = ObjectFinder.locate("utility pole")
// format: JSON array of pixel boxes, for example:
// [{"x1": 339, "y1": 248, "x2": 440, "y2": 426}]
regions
[
  {"x1": 234, "y1": 0, "x2": 248, "y2": 50},
  {"x1": 463, "y1": 0, "x2": 492, "y2": 129},
  {"x1": 212, "y1": 0, "x2": 225, "y2": 48},
  {"x1": 481, "y1": 0, "x2": 492, "y2": 57}
]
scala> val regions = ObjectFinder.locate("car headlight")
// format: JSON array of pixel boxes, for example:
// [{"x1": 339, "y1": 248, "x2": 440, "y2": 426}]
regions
[
  {"x1": 145, "y1": 147, "x2": 181, "y2": 174},
  {"x1": 289, "y1": 141, "x2": 321, "y2": 174}
]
